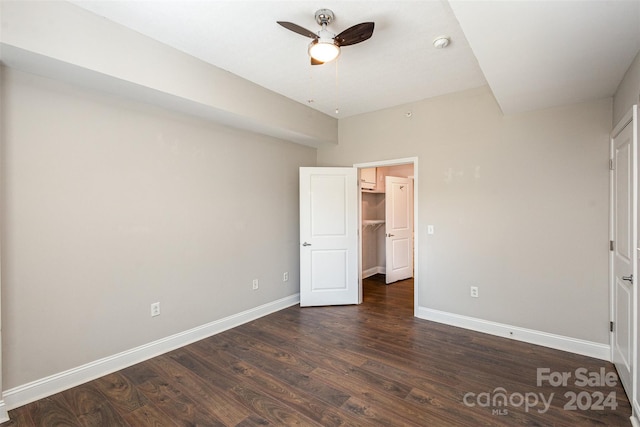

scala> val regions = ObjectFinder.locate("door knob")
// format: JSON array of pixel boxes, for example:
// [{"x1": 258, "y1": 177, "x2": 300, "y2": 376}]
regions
[
  {"x1": 386, "y1": 233, "x2": 394, "y2": 237},
  {"x1": 622, "y1": 274, "x2": 634, "y2": 283},
  {"x1": 302, "y1": 242, "x2": 312, "y2": 246}
]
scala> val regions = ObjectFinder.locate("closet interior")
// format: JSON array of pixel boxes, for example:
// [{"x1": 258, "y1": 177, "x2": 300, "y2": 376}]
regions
[{"x1": 360, "y1": 164, "x2": 414, "y2": 282}]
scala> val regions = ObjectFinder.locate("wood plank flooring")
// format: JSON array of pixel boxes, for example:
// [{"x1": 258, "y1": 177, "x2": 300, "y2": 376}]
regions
[{"x1": 3, "y1": 275, "x2": 632, "y2": 426}]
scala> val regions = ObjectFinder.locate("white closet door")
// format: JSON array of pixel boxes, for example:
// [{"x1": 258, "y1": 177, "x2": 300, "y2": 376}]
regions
[{"x1": 385, "y1": 176, "x2": 413, "y2": 284}]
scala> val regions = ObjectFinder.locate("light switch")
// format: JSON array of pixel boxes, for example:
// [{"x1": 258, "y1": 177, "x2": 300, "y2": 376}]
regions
[{"x1": 427, "y1": 225, "x2": 434, "y2": 235}]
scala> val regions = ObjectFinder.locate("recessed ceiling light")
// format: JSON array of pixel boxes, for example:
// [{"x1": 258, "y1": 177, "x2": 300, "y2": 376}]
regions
[{"x1": 433, "y1": 36, "x2": 450, "y2": 49}]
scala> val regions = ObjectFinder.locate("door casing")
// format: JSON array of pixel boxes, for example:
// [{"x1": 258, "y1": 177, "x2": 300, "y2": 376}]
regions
[{"x1": 609, "y1": 105, "x2": 638, "y2": 405}]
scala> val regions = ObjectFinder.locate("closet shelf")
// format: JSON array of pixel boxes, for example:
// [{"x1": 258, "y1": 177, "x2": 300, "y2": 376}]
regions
[{"x1": 363, "y1": 220, "x2": 385, "y2": 231}]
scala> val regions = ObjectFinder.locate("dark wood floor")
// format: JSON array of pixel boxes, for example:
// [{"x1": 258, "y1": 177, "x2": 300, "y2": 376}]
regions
[{"x1": 3, "y1": 275, "x2": 632, "y2": 426}]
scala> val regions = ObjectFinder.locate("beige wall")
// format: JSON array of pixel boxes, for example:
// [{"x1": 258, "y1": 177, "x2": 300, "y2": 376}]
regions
[
  {"x1": 0, "y1": 0, "x2": 337, "y2": 147},
  {"x1": 613, "y1": 49, "x2": 640, "y2": 125},
  {"x1": 318, "y1": 86, "x2": 612, "y2": 344},
  {"x1": 1, "y1": 67, "x2": 316, "y2": 389}
]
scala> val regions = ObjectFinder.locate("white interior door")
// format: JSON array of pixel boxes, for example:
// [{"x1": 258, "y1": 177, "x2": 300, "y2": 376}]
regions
[
  {"x1": 299, "y1": 167, "x2": 359, "y2": 306},
  {"x1": 611, "y1": 107, "x2": 636, "y2": 397},
  {"x1": 385, "y1": 176, "x2": 414, "y2": 284}
]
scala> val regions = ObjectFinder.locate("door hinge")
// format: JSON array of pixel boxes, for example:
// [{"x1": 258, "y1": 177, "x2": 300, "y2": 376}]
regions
[
  {"x1": 610, "y1": 240, "x2": 615, "y2": 251},
  {"x1": 610, "y1": 321, "x2": 614, "y2": 332},
  {"x1": 610, "y1": 159, "x2": 614, "y2": 170}
]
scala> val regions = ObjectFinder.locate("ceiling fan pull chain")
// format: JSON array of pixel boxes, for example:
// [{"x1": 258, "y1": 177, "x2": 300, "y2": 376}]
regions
[
  {"x1": 307, "y1": 65, "x2": 314, "y2": 105},
  {"x1": 276, "y1": 9, "x2": 374, "y2": 115}
]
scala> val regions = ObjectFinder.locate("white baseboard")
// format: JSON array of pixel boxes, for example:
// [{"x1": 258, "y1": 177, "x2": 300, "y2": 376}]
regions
[
  {"x1": 631, "y1": 401, "x2": 640, "y2": 427},
  {"x1": 418, "y1": 307, "x2": 610, "y2": 361},
  {"x1": 3, "y1": 293, "x2": 300, "y2": 411},
  {"x1": 362, "y1": 266, "x2": 385, "y2": 279},
  {"x1": 0, "y1": 400, "x2": 8, "y2": 423}
]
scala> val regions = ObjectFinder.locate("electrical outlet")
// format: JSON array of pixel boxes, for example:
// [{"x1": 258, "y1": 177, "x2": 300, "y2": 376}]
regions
[
  {"x1": 150, "y1": 302, "x2": 160, "y2": 317},
  {"x1": 283, "y1": 272, "x2": 289, "y2": 282},
  {"x1": 470, "y1": 286, "x2": 479, "y2": 298},
  {"x1": 252, "y1": 279, "x2": 259, "y2": 290}
]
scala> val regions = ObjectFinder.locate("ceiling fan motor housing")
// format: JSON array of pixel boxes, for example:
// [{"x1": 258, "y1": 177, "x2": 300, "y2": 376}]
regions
[{"x1": 315, "y1": 9, "x2": 335, "y2": 26}]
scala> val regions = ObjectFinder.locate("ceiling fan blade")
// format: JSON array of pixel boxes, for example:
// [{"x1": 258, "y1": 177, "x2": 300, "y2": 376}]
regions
[
  {"x1": 335, "y1": 22, "x2": 374, "y2": 46},
  {"x1": 277, "y1": 21, "x2": 317, "y2": 39},
  {"x1": 311, "y1": 57, "x2": 324, "y2": 66}
]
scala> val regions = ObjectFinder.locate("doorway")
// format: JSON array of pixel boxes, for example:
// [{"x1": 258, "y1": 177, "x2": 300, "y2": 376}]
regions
[
  {"x1": 363, "y1": 274, "x2": 415, "y2": 313},
  {"x1": 354, "y1": 157, "x2": 419, "y2": 316}
]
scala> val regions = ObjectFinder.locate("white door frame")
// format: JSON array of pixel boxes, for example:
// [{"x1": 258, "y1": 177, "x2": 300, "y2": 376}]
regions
[
  {"x1": 354, "y1": 157, "x2": 419, "y2": 316},
  {"x1": 609, "y1": 105, "x2": 638, "y2": 405},
  {"x1": 632, "y1": 104, "x2": 640, "y2": 427}
]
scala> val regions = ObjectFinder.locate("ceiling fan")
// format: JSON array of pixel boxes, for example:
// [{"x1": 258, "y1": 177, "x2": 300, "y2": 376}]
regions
[{"x1": 277, "y1": 9, "x2": 374, "y2": 65}]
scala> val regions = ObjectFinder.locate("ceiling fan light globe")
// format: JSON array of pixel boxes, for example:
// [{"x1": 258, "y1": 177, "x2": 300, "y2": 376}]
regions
[{"x1": 308, "y1": 39, "x2": 340, "y2": 63}]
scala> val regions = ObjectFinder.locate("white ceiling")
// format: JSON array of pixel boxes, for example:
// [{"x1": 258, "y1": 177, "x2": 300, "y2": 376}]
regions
[
  {"x1": 70, "y1": 0, "x2": 640, "y2": 118},
  {"x1": 450, "y1": 0, "x2": 640, "y2": 114}
]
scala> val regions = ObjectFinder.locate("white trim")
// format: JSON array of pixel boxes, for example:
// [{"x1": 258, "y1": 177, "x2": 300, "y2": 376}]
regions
[
  {"x1": 0, "y1": 401, "x2": 8, "y2": 423},
  {"x1": 612, "y1": 107, "x2": 635, "y2": 139},
  {"x1": 610, "y1": 105, "x2": 639, "y2": 406},
  {"x1": 632, "y1": 401, "x2": 640, "y2": 427},
  {"x1": 418, "y1": 307, "x2": 611, "y2": 361},
  {"x1": 354, "y1": 157, "x2": 417, "y2": 169},
  {"x1": 357, "y1": 169, "x2": 364, "y2": 304},
  {"x1": 3, "y1": 294, "x2": 300, "y2": 411},
  {"x1": 609, "y1": 120, "x2": 616, "y2": 367},
  {"x1": 635, "y1": 104, "x2": 640, "y2": 421},
  {"x1": 362, "y1": 266, "x2": 385, "y2": 279}
]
